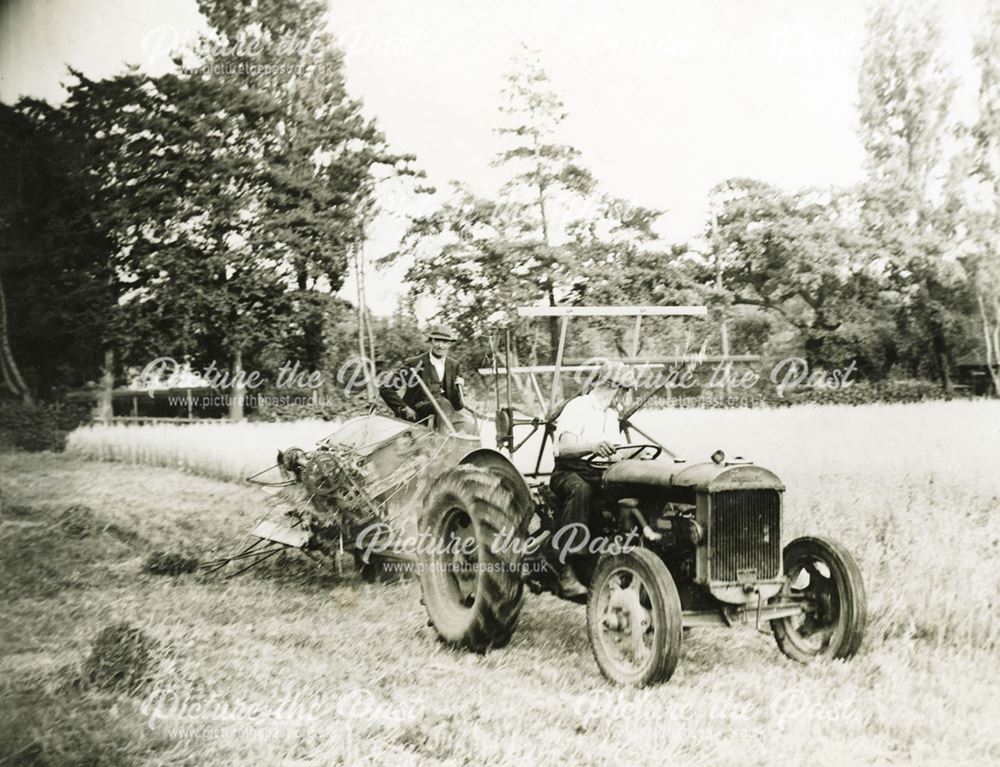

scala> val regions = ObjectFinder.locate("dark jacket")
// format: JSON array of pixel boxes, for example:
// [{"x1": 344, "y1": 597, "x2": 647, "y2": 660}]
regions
[{"x1": 379, "y1": 352, "x2": 464, "y2": 419}]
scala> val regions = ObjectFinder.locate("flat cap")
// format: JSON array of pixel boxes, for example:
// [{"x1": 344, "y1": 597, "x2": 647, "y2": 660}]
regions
[{"x1": 426, "y1": 324, "x2": 458, "y2": 342}]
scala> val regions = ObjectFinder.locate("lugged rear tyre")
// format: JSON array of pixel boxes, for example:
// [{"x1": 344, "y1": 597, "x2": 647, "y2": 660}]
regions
[{"x1": 418, "y1": 466, "x2": 526, "y2": 652}]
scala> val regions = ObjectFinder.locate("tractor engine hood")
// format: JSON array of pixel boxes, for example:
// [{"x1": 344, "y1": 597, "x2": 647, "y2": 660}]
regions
[{"x1": 603, "y1": 460, "x2": 784, "y2": 501}]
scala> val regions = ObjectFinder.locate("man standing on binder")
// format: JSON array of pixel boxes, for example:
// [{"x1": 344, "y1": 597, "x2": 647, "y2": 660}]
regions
[{"x1": 379, "y1": 324, "x2": 470, "y2": 430}]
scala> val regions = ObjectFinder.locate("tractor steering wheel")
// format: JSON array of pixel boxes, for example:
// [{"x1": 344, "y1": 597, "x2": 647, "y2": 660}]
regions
[{"x1": 581, "y1": 443, "x2": 663, "y2": 469}]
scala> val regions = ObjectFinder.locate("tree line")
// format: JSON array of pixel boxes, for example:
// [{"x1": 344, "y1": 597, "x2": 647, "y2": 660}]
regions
[
  {"x1": 0, "y1": 0, "x2": 423, "y2": 419},
  {"x1": 1, "y1": 0, "x2": 998, "y2": 423},
  {"x1": 392, "y1": 3, "x2": 1000, "y2": 397}
]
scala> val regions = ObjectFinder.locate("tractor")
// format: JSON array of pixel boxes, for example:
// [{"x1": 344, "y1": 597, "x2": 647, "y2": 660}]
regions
[
  {"x1": 214, "y1": 304, "x2": 866, "y2": 687},
  {"x1": 415, "y1": 305, "x2": 867, "y2": 686}
]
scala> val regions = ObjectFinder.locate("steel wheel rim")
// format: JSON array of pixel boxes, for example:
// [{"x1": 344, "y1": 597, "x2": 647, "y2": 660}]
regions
[
  {"x1": 595, "y1": 566, "x2": 656, "y2": 676},
  {"x1": 781, "y1": 555, "x2": 841, "y2": 655},
  {"x1": 439, "y1": 507, "x2": 478, "y2": 608}
]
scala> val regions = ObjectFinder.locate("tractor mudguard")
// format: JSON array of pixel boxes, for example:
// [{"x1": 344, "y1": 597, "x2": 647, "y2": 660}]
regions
[{"x1": 458, "y1": 448, "x2": 534, "y2": 519}]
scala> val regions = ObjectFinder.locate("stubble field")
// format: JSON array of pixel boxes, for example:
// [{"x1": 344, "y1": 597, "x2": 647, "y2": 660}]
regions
[{"x1": 2, "y1": 400, "x2": 999, "y2": 765}]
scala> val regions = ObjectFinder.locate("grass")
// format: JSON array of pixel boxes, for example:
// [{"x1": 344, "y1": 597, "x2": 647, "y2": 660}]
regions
[
  {"x1": 3, "y1": 400, "x2": 1000, "y2": 765},
  {"x1": 65, "y1": 419, "x2": 342, "y2": 484}
]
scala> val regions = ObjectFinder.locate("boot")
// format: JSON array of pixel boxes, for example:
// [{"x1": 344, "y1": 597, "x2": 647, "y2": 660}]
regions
[{"x1": 557, "y1": 565, "x2": 587, "y2": 599}]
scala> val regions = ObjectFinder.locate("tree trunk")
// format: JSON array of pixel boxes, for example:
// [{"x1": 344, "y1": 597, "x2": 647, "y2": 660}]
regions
[
  {"x1": 711, "y1": 208, "x2": 731, "y2": 395},
  {"x1": 0, "y1": 273, "x2": 33, "y2": 405},
  {"x1": 978, "y1": 291, "x2": 1000, "y2": 397},
  {"x1": 506, "y1": 338, "x2": 538, "y2": 413},
  {"x1": 95, "y1": 347, "x2": 114, "y2": 420},
  {"x1": 922, "y1": 277, "x2": 952, "y2": 393},
  {"x1": 532, "y1": 133, "x2": 558, "y2": 366},
  {"x1": 229, "y1": 347, "x2": 245, "y2": 421},
  {"x1": 547, "y1": 284, "x2": 559, "y2": 364},
  {"x1": 931, "y1": 327, "x2": 952, "y2": 394},
  {"x1": 352, "y1": 246, "x2": 378, "y2": 402}
]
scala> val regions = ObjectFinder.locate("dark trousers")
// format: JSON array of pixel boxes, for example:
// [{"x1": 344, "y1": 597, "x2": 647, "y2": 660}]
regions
[
  {"x1": 550, "y1": 468, "x2": 602, "y2": 529},
  {"x1": 549, "y1": 468, "x2": 603, "y2": 568},
  {"x1": 412, "y1": 401, "x2": 438, "y2": 423}
]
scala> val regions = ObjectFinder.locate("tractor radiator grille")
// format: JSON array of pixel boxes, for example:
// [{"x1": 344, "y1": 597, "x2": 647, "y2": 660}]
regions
[{"x1": 710, "y1": 490, "x2": 781, "y2": 581}]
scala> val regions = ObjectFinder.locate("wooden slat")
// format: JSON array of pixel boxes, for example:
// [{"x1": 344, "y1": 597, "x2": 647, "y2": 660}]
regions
[
  {"x1": 630, "y1": 315, "x2": 643, "y2": 357},
  {"x1": 477, "y1": 364, "x2": 599, "y2": 375},
  {"x1": 564, "y1": 354, "x2": 762, "y2": 365},
  {"x1": 477, "y1": 355, "x2": 761, "y2": 376},
  {"x1": 516, "y1": 305, "x2": 707, "y2": 318},
  {"x1": 550, "y1": 316, "x2": 569, "y2": 410},
  {"x1": 252, "y1": 520, "x2": 310, "y2": 549},
  {"x1": 95, "y1": 416, "x2": 212, "y2": 423}
]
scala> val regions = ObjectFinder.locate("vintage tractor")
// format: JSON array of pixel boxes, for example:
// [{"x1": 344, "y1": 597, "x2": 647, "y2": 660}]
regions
[
  {"x1": 415, "y1": 305, "x2": 867, "y2": 686},
  {"x1": 211, "y1": 304, "x2": 865, "y2": 687}
]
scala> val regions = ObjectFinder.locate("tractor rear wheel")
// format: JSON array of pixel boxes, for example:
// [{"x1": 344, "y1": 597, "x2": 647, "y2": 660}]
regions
[
  {"x1": 587, "y1": 547, "x2": 683, "y2": 686},
  {"x1": 418, "y1": 466, "x2": 527, "y2": 652},
  {"x1": 772, "y1": 536, "x2": 867, "y2": 663}
]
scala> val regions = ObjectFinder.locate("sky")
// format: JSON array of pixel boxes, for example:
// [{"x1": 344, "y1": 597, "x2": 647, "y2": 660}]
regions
[{"x1": 0, "y1": 0, "x2": 989, "y2": 315}]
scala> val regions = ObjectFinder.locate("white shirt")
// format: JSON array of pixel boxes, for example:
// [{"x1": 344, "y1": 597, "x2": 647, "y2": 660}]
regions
[
  {"x1": 553, "y1": 393, "x2": 623, "y2": 457},
  {"x1": 428, "y1": 353, "x2": 446, "y2": 382}
]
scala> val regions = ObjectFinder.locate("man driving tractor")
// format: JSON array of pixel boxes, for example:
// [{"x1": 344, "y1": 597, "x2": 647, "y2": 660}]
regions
[{"x1": 550, "y1": 361, "x2": 637, "y2": 598}]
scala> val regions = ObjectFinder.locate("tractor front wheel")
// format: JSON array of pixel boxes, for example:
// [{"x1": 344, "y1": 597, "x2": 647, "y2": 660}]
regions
[
  {"x1": 587, "y1": 547, "x2": 683, "y2": 686},
  {"x1": 772, "y1": 536, "x2": 867, "y2": 663},
  {"x1": 418, "y1": 466, "x2": 526, "y2": 652}
]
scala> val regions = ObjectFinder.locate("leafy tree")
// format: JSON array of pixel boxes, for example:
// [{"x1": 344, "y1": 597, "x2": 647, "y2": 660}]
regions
[
  {"x1": 956, "y1": 0, "x2": 1000, "y2": 393},
  {"x1": 492, "y1": 44, "x2": 597, "y2": 320},
  {"x1": 195, "y1": 0, "x2": 415, "y2": 293},
  {"x1": 708, "y1": 178, "x2": 893, "y2": 373},
  {"x1": 390, "y1": 48, "x2": 673, "y2": 404},
  {"x1": 59, "y1": 69, "x2": 289, "y2": 418},
  {"x1": 40, "y1": 0, "x2": 406, "y2": 418},
  {"x1": 0, "y1": 99, "x2": 114, "y2": 403},
  {"x1": 580, "y1": 241, "x2": 707, "y2": 358},
  {"x1": 392, "y1": 49, "x2": 594, "y2": 341},
  {"x1": 857, "y1": 1, "x2": 967, "y2": 388}
]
